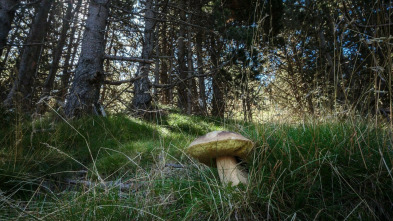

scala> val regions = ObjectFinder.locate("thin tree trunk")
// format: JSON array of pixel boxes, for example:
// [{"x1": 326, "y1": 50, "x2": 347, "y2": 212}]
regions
[
  {"x1": 101, "y1": 28, "x2": 115, "y2": 106},
  {"x1": 64, "y1": 0, "x2": 110, "y2": 118},
  {"x1": 132, "y1": 0, "x2": 155, "y2": 115},
  {"x1": 154, "y1": 26, "x2": 160, "y2": 98},
  {"x1": 168, "y1": 28, "x2": 174, "y2": 103},
  {"x1": 186, "y1": 0, "x2": 198, "y2": 114},
  {"x1": 176, "y1": 0, "x2": 188, "y2": 112},
  {"x1": 241, "y1": 65, "x2": 252, "y2": 122},
  {"x1": 3, "y1": 0, "x2": 53, "y2": 110},
  {"x1": 293, "y1": 42, "x2": 314, "y2": 115},
  {"x1": 186, "y1": 23, "x2": 193, "y2": 114},
  {"x1": 61, "y1": 19, "x2": 82, "y2": 100},
  {"x1": 159, "y1": 21, "x2": 170, "y2": 104},
  {"x1": 196, "y1": 31, "x2": 206, "y2": 115},
  {"x1": 37, "y1": 1, "x2": 74, "y2": 113},
  {"x1": 318, "y1": 22, "x2": 334, "y2": 111},
  {"x1": 0, "y1": 0, "x2": 17, "y2": 58},
  {"x1": 283, "y1": 45, "x2": 303, "y2": 111},
  {"x1": 210, "y1": 35, "x2": 225, "y2": 117}
]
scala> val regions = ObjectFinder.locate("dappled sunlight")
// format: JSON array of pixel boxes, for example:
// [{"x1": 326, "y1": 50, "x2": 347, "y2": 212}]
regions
[{"x1": 166, "y1": 113, "x2": 224, "y2": 136}]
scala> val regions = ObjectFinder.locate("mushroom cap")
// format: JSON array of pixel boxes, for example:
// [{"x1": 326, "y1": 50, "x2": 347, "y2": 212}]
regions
[{"x1": 186, "y1": 131, "x2": 254, "y2": 166}]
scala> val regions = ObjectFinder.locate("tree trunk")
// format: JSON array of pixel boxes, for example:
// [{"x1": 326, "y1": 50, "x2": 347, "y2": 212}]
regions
[
  {"x1": 0, "y1": 4, "x2": 21, "y2": 101},
  {"x1": 101, "y1": 28, "x2": 115, "y2": 106},
  {"x1": 159, "y1": 21, "x2": 170, "y2": 104},
  {"x1": 3, "y1": 0, "x2": 53, "y2": 110},
  {"x1": 186, "y1": 0, "x2": 198, "y2": 114},
  {"x1": 210, "y1": 36, "x2": 225, "y2": 118},
  {"x1": 153, "y1": 26, "x2": 160, "y2": 98},
  {"x1": 37, "y1": 1, "x2": 75, "y2": 113},
  {"x1": 132, "y1": 0, "x2": 155, "y2": 115},
  {"x1": 196, "y1": 31, "x2": 207, "y2": 115},
  {"x1": 186, "y1": 22, "x2": 193, "y2": 114},
  {"x1": 168, "y1": 28, "x2": 175, "y2": 103},
  {"x1": 61, "y1": 0, "x2": 83, "y2": 100},
  {"x1": 64, "y1": 0, "x2": 110, "y2": 118},
  {"x1": 176, "y1": 0, "x2": 188, "y2": 112},
  {"x1": 0, "y1": 0, "x2": 17, "y2": 58}
]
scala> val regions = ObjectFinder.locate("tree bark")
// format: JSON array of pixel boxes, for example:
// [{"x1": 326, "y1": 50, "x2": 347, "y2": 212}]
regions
[
  {"x1": 196, "y1": 31, "x2": 207, "y2": 115},
  {"x1": 3, "y1": 0, "x2": 53, "y2": 110},
  {"x1": 168, "y1": 26, "x2": 175, "y2": 103},
  {"x1": 176, "y1": 0, "x2": 188, "y2": 112},
  {"x1": 159, "y1": 21, "x2": 170, "y2": 104},
  {"x1": 0, "y1": 0, "x2": 17, "y2": 59},
  {"x1": 64, "y1": 0, "x2": 110, "y2": 118},
  {"x1": 186, "y1": 0, "x2": 196, "y2": 114},
  {"x1": 186, "y1": 26, "x2": 193, "y2": 114},
  {"x1": 153, "y1": 27, "x2": 160, "y2": 98},
  {"x1": 132, "y1": 0, "x2": 155, "y2": 115}
]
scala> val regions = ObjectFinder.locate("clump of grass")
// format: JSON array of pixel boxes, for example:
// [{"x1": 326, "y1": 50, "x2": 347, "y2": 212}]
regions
[
  {"x1": 247, "y1": 120, "x2": 393, "y2": 220},
  {"x1": 0, "y1": 111, "x2": 392, "y2": 220}
]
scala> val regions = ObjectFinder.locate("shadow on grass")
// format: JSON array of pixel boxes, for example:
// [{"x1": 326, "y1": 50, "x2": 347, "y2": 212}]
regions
[{"x1": 0, "y1": 114, "x2": 161, "y2": 184}]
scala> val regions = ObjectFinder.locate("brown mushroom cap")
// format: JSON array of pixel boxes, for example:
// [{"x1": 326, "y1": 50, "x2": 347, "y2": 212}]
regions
[{"x1": 186, "y1": 131, "x2": 254, "y2": 166}]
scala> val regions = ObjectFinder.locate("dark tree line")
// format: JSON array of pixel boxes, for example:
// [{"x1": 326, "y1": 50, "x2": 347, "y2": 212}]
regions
[{"x1": 0, "y1": 0, "x2": 392, "y2": 121}]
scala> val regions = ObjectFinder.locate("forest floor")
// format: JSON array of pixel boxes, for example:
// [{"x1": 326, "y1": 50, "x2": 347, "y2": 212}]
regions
[{"x1": 0, "y1": 109, "x2": 392, "y2": 220}]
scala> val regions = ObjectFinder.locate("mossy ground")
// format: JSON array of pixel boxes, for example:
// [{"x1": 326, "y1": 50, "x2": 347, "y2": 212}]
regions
[{"x1": 0, "y1": 109, "x2": 392, "y2": 220}]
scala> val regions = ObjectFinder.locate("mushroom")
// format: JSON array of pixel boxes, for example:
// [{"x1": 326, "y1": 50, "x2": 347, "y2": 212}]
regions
[{"x1": 186, "y1": 131, "x2": 254, "y2": 186}]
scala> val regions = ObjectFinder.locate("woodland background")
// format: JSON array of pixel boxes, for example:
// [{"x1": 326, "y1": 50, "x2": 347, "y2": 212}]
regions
[{"x1": 1, "y1": 0, "x2": 392, "y2": 121}]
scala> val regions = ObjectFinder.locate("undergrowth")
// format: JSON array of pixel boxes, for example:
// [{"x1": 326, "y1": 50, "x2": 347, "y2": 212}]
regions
[{"x1": 0, "y1": 109, "x2": 392, "y2": 220}]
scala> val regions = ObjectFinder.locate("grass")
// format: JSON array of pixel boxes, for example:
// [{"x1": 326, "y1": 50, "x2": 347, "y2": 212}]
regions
[{"x1": 0, "y1": 108, "x2": 392, "y2": 220}]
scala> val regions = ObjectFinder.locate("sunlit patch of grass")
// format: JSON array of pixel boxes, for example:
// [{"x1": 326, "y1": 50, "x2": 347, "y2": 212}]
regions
[{"x1": 165, "y1": 113, "x2": 223, "y2": 135}]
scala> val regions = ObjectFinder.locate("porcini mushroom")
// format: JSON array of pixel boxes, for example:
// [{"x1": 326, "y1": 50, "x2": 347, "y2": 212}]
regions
[{"x1": 186, "y1": 131, "x2": 254, "y2": 186}]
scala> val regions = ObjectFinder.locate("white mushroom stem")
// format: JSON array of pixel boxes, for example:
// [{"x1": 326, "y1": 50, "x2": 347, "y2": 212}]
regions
[{"x1": 216, "y1": 156, "x2": 248, "y2": 186}]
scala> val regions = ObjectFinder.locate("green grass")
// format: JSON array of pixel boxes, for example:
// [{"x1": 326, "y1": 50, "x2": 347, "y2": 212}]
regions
[{"x1": 0, "y1": 109, "x2": 392, "y2": 220}]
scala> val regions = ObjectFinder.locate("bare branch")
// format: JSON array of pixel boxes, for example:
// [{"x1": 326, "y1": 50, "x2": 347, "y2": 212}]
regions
[
  {"x1": 103, "y1": 75, "x2": 143, "y2": 85},
  {"x1": 104, "y1": 54, "x2": 154, "y2": 63}
]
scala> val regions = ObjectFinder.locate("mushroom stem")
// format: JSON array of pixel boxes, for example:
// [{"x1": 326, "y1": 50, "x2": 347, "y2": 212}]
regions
[{"x1": 216, "y1": 156, "x2": 248, "y2": 186}]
